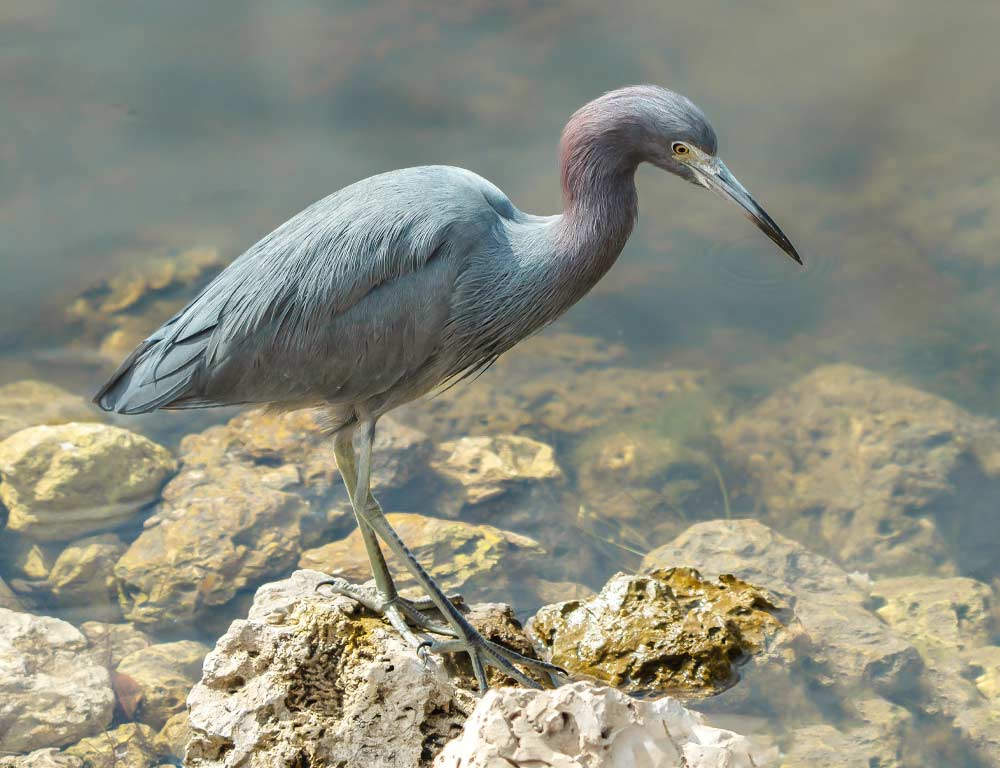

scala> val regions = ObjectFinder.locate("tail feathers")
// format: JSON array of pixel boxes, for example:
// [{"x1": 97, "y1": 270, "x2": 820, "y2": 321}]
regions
[{"x1": 93, "y1": 332, "x2": 208, "y2": 414}]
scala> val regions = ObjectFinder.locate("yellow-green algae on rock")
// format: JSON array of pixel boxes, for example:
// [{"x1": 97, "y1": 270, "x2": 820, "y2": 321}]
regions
[
  {"x1": 528, "y1": 567, "x2": 784, "y2": 696},
  {"x1": 0, "y1": 423, "x2": 176, "y2": 542}
]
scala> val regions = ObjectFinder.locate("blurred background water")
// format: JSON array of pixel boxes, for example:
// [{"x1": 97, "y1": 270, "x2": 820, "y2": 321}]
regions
[{"x1": 2, "y1": 2, "x2": 1000, "y2": 766}]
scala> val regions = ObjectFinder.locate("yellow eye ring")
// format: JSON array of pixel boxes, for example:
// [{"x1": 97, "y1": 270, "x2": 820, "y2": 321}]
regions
[{"x1": 672, "y1": 142, "x2": 690, "y2": 156}]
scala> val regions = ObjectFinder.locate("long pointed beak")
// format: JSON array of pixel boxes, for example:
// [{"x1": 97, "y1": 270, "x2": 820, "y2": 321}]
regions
[{"x1": 700, "y1": 160, "x2": 802, "y2": 265}]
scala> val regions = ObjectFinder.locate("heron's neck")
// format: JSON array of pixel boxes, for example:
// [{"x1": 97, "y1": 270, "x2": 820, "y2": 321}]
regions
[{"x1": 554, "y1": 121, "x2": 639, "y2": 293}]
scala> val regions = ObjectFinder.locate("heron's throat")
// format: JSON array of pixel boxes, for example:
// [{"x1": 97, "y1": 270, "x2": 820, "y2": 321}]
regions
[{"x1": 557, "y1": 137, "x2": 639, "y2": 287}]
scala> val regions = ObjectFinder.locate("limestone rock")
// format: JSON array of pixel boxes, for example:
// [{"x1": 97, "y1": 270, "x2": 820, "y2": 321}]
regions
[
  {"x1": 433, "y1": 681, "x2": 772, "y2": 768},
  {"x1": 720, "y1": 363, "x2": 1000, "y2": 576},
  {"x1": 871, "y1": 575, "x2": 1000, "y2": 763},
  {"x1": 298, "y1": 512, "x2": 547, "y2": 603},
  {"x1": 431, "y1": 434, "x2": 562, "y2": 505},
  {"x1": 0, "y1": 423, "x2": 176, "y2": 541},
  {"x1": 79, "y1": 621, "x2": 153, "y2": 668},
  {"x1": 63, "y1": 723, "x2": 164, "y2": 768},
  {"x1": 114, "y1": 462, "x2": 308, "y2": 628},
  {"x1": 871, "y1": 575, "x2": 994, "y2": 653},
  {"x1": 0, "y1": 380, "x2": 99, "y2": 442},
  {"x1": 180, "y1": 408, "x2": 429, "y2": 501},
  {"x1": 116, "y1": 640, "x2": 211, "y2": 729},
  {"x1": 0, "y1": 750, "x2": 82, "y2": 768},
  {"x1": 43, "y1": 533, "x2": 126, "y2": 621},
  {"x1": 643, "y1": 519, "x2": 921, "y2": 697},
  {"x1": 0, "y1": 576, "x2": 24, "y2": 611},
  {"x1": 157, "y1": 711, "x2": 191, "y2": 763},
  {"x1": 528, "y1": 568, "x2": 784, "y2": 696},
  {"x1": 0, "y1": 608, "x2": 114, "y2": 752},
  {"x1": 185, "y1": 570, "x2": 474, "y2": 768}
]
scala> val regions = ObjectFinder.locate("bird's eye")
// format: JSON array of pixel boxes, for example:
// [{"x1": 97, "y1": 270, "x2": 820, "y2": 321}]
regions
[{"x1": 672, "y1": 142, "x2": 690, "y2": 156}]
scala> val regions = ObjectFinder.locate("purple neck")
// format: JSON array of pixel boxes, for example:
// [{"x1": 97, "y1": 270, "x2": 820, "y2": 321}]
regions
[{"x1": 553, "y1": 109, "x2": 640, "y2": 293}]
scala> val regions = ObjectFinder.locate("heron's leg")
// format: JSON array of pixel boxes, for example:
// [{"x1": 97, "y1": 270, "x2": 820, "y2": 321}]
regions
[
  {"x1": 351, "y1": 418, "x2": 566, "y2": 693},
  {"x1": 318, "y1": 429, "x2": 454, "y2": 638}
]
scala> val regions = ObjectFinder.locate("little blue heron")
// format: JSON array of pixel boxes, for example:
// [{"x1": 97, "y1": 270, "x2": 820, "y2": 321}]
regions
[{"x1": 95, "y1": 85, "x2": 800, "y2": 691}]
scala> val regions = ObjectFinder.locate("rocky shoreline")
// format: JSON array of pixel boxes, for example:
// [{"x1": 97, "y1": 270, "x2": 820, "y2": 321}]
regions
[{"x1": 1, "y1": 268, "x2": 999, "y2": 765}]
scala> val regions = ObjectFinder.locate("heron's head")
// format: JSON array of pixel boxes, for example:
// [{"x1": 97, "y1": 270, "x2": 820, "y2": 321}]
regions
[{"x1": 571, "y1": 85, "x2": 801, "y2": 264}]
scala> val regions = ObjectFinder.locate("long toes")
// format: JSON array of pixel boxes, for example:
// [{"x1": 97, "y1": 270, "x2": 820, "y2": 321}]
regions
[
  {"x1": 392, "y1": 599, "x2": 457, "y2": 637},
  {"x1": 315, "y1": 580, "x2": 385, "y2": 613},
  {"x1": 405, "y1": 593, "x2": 465, "y2": 611},
  {"x1": 483, "y1": 641, "x2": 568, "y2": 677},
  {"x1": 423, "y1": 638, "x2": 547, "y2": 690}
]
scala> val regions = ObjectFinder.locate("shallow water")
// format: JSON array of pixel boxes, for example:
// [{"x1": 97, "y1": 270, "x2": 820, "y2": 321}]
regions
[{"x1": 2, "y1": 2, "x2": 1000, "y2": 765}]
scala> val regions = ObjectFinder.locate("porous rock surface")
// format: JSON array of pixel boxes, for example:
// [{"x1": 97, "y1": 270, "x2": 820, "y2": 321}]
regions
[
  {"x1": 528, "y1": 568, "x2": 783, "y2": 696},
  {"x1": 184, "y1": 569, "x2": 474, "y2": 768},
  {"x1": 185, "y1": 569, "x2": 767, "y2": 768},
  {"x1": 720, "y1": 363, "x2": 1000, "y2": 577},
  {"x1": 0, "y1": 608, "x2": 115, "y2": 752},
  {"x1": 432, "y1": 682, "x2": 772, "y2": 768},
  {"x1": 0, "y1": 423, "x2": 175, "y2": 541}
]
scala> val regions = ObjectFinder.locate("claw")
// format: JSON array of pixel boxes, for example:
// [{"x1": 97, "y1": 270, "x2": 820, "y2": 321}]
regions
[{"x1": 316, "y1": 579, "x2": 456, "y2": 638}]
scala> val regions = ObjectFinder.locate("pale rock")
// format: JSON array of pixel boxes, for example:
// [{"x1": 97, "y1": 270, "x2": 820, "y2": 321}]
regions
[
  {"x1": 116, "y1": 640, "x2": 211, "y2": 729},
  {"x1": 720, "y1": 363, "x2": 1000, "y2": 576},
  {"x1": 63, "y1": 722, "x2": 164, "y2": 768},
  {"x1": 185, "y1": 570, "x2": 474, "y2": 768},
  {"x1": 157, "y1": 711, "x2": 192, "y2": 763},
  {"x1": 643, "y1": 519, "x2": 922, "y2": 697},
  {"x1": 432, "y1": 681, "x2": 773, "y2": 768},
  {"x1": 114, "y1": 462, "x2": 308, "y2": 628},
  {"x1": 79, "y1": 620, "x2": 153, "y2": 668},
  {"x1": 44, "y1": 533, "x2": 126, "y2": 621},
  {"x1": 0, "y1": 608, "x2": 114, "y2": 752},
  {"x1": 0, "y1": 380, "x2": 99, "y2": 442},
  {"x1": 431, "y1": 434, "x2": 562, "y2": 505},
  {"x1": 0, "y1": 423, "x2": 175, "y2": 541},
  {"x1": 298, "y1": 512, "x2": 546, "y2": 602}
]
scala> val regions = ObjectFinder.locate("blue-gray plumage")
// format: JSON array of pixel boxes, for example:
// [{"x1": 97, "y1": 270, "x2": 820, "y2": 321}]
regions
[{"x1": 95, "y1": 85, "x2": 800, "y2": 691}]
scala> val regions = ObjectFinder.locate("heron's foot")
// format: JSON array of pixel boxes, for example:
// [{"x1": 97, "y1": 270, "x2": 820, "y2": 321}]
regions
[
  {"x1": 316, "y1": 579, "x2": 458, "y2": 639},
  {"x1": 422, "y1": 630, "x2": 568, "y2": 693}
]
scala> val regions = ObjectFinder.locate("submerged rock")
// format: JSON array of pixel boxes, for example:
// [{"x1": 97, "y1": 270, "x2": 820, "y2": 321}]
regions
[
  {"x1": 43, "y1": 533, "x2": 126, "y2": 621},
  {"x1": 116, "y1": 640, "x2": 211, "y2": 729},
  {"x1": 114, "y1": 463, "x2": 308, "y2": 629},
  {"x1": 0, "y1": 423, "x2": 175, "y2": 542},
  {"x1": 398, "y1": 332, "x2": 710, "y2": 441},
  {"x1": 528, "y1": 568, "x2": 783, "y2": 696},
  {"x1": 185, "y1": 570, "x2": 474, "y2": 768},
  {"x1": 644, "y1": 519, "x2": 922, "y2": 698},
  {"x1": 63, "y1": 723, "x2": 165, "y2": 768},
  {"x1": 298, "y1": 512, "x2": 547, "y2": 603},
  {"x1": 180, "y1": 408, "x2": 429, "y2": 502},
  {"x1": 79, "y1": 620, "x2": 153, "y2": 668},
  {"x1": 157, "y1": 711, "x2": 192, "y2": 764},
  {"x1": 430, "y1": 434, "x2": 562, "y2": 506},
  {"x1": 0, "y1": 608, "x2": 114, "y2": 752},
  {"x1": 871, "y1": 575, "x2": 1000, "y2": 763},
  {"x1": 433, "y1": 681, "x2": 773, "y2": 768},
  {"x1": 0, "y1": 380, "x2": 100, "y2": 442},
  {"x1": 62, "y1": 246, "x2": 226, "y2": 362},
  {"x1": 0, "y1": 576, "x2": 24, "y2": 611},
  {"x1": 720, "y1": 363, "x2": 1000, "y2": 577}
]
